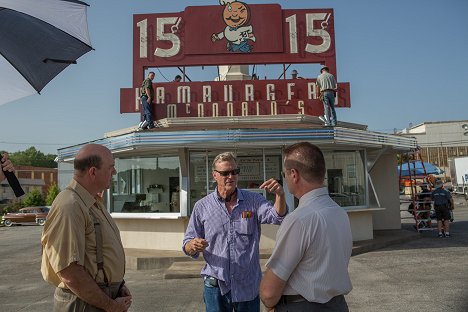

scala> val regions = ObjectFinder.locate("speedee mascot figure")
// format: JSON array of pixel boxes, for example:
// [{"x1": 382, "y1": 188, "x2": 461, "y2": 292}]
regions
[{"x1": 212, "y1": 0, "x2": 256, "y2": 53}]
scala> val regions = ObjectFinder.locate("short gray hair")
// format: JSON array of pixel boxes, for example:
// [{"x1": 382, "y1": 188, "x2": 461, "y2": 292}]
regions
[{"x1": 212, "y1": 152, "x2": 237, "y2": 170}]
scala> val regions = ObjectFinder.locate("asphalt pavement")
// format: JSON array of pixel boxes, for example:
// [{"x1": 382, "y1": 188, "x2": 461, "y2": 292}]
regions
[{"x1": 1, "y1": 195, "x2": 468, "y2": 312}]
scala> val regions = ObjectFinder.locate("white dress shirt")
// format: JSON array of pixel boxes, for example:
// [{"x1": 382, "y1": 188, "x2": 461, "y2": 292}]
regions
[{"x1": 266, "y1": 187, "x2": 353, "y2": 303}]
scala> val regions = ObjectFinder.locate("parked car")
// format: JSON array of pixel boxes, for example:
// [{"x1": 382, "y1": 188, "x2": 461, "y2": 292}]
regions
[{"x1": 1, "y1": 206, "x2": 50, "y2": 227}]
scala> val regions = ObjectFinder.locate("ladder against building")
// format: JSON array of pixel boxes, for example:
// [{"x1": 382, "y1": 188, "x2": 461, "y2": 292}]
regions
[{"x1": 399, "y1": 149, "x2": 434, "y2": 232}]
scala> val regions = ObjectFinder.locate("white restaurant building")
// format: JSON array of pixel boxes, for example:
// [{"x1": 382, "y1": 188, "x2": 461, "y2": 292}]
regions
[
  {"x1": 57, "y1": 114, "x2": 416, "y2": 251},
  {"x1": 56, "y1": 3, "x2": 417, "y2": 252}
]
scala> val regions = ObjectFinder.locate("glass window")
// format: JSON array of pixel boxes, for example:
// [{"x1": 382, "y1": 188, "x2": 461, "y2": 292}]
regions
[
  {"x1": 188, "y1": 148, "x2": 366, "y2": 211},
  {"x1": 323, "y1": 150, "x2": 366, "y2": 207},
  {"x1": 111, "y1": 155, "x2": 180, "y2": 213},
  {"x1": 188, "y1": 149, "x2": 283, "y2": 212}
]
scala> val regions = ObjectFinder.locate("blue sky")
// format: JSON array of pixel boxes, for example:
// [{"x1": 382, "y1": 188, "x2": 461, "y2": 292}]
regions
[{"x1": 0, "y1": 0, "x2": 467, "y2": 154}]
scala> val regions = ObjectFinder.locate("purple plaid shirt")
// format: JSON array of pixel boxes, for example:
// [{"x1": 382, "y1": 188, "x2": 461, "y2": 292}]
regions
[{"x1": 183, "y1": 189, "x2": 286, "y2": 302}]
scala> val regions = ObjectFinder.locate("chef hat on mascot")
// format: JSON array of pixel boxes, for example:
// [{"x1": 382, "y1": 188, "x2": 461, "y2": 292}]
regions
[{"x1": 220, "y1": 0, "x2": 236, "y2": 5}]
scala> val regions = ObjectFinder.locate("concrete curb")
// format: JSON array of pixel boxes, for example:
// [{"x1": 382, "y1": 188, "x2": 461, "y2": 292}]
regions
[{"x1": 160, "y1": 229, "x2": 422, "y2": 279}]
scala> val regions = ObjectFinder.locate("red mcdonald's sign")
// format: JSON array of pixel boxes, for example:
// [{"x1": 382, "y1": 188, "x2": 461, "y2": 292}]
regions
[{"x1": 120, "y1": 3, "x2": 350, "y2": 119}]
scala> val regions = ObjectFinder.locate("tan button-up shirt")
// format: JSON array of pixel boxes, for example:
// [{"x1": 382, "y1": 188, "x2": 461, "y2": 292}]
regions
[{"x1": 41, "y1": 179, "x2": 125, "y2": 288}]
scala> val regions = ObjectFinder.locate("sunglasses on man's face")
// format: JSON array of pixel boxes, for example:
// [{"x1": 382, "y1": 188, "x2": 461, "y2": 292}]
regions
[{"x1": 214, "y1": 168, "x2": 241, "y2": 177}]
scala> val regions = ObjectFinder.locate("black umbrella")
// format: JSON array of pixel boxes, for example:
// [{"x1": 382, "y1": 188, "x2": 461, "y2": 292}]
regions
[
  {"x1": 0, "y1": 0, "x2": 93, "y2": 105},
  {"x1": 0, "y1": 0, "x2": 93, "y2": 196}
]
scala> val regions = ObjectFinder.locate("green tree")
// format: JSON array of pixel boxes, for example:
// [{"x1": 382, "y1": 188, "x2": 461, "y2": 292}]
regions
[
  {"x1": 8, "y1": 147, "x2": 57, "y2": 168},
  {"x1": 397, "y1": 153, "x2": 411, "y2": 165},
  {"x1": 1, "y1": 201, "x2": 22, "y2": 214},
  {"x1": 46, "y1": 182, "x2": 60, "y2": 205},
  {"x1": 22, "y1": 188, "x2": 46, "y2": 207}
]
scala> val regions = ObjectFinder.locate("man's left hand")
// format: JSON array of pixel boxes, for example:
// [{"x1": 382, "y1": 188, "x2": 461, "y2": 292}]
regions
[{"x1": 260, "y1": 178, "x2": 284, "y2": 196}]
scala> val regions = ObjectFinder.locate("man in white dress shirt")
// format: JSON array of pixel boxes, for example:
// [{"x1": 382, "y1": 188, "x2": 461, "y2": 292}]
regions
[{"x1": 260, "y1": 142, "x2": 352, "y2": 311}]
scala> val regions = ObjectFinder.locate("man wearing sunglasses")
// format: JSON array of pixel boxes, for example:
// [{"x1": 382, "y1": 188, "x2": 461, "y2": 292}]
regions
[
  {"x1": 183, "y1": 152, "x2": 287, "y2": 312},
  {"x1": 260, "y1": 142, "x2": 352, "y2": 311}
]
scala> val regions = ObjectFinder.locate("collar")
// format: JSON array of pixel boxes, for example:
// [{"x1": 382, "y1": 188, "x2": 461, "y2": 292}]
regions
[
  {"x1": 297, "y1": 187, "x2": 329, "y2": 210},
  {"x1": 68, "y1": 179, "x2": 97, "y2": 209},
  {"x1": 216, "y1": 188, "x2": 238, "y2": 202}
]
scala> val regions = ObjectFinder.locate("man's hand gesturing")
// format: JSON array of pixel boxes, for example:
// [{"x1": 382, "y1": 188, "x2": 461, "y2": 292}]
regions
[{"x1": 186, "y1": 238, "x2": 209, "y2": 256}]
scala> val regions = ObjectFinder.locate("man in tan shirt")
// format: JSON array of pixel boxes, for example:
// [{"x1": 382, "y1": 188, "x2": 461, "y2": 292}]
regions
[{"x1": 41, "y1": 144, "x2": 132, "y2": 312}]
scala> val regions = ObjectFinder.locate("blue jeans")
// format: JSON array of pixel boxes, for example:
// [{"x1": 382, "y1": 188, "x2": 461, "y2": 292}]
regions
[
  {"x1": 140, "y1": 95, "x2": 154, "y2": 128},
  {"x1": 203, "y1": 279, "x2": 260, "y2": 312},
  {"x1": 322, "y1": 90, "x2": 337, "y2": 126}
]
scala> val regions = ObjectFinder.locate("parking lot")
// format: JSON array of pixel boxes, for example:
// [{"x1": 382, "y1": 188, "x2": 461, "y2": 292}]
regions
[{"x1": 1, "y1": 196, "x2": 468, "y2": 311}]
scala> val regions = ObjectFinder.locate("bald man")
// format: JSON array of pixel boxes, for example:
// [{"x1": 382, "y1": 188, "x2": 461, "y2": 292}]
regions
[{"x1": 41, "y1": 144, "x2": 132, "y2": 312}]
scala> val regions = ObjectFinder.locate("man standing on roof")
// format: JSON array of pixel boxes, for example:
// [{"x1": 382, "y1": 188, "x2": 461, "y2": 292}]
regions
[
  {"x1": 138, "y1": 71, "x2": 156, "y2": 130},
  {"x1": 291, "y1": 70, "x2": 303, "y2": 79},
  {"x1": 316, "y1": 66, "x2": 338, "y2": 126}
]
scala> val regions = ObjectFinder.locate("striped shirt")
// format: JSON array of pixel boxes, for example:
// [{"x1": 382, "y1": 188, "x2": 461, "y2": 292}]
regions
[
  {"x1": 266, "y1": 187, "x2": 353, "y2": 303},
  {"x1": 316, "y1": 72, "x2": 337, "y2": 91},
  {"x1": 183, "y1": 189, "x2": 286, "y2": 302}
]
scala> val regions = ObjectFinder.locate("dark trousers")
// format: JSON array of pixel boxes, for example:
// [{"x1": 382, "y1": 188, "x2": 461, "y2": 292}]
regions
[{"x1": 275, "y1": 295, "x2": 348, "y2": 312}]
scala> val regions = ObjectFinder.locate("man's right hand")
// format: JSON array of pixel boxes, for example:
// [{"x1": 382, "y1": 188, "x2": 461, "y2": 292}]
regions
[
  {"x1": 186, "y1": 238, "x2": 209, "y2": 256},
  {"x1": 110, "y1": 296, "x2": 132, "y2": 312}
]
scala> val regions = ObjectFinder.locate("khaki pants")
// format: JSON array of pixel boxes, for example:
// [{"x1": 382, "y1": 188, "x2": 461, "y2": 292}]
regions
[{"x1": 53, "y1": 282, "x2": 123, "y2": 312}]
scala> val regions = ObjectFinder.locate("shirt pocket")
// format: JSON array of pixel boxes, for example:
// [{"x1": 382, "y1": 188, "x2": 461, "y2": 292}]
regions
[{"x1": 234, "y1": 216, "x2": 255, "y2": 235}]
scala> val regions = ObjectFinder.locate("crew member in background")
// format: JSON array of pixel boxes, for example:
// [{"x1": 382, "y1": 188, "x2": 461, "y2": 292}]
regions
[
  {"x1": 174, "y1": 75, "x2": 182, "y2": 82},
  {"x1": 316, "y1": 66, "x2": 338, "y2": 127},
  {"x1": 138, "y1": 71, "x2": 156, "y2": 130},
  {"x1": 432, "y1": 180, "x2": 454, "y2": 237},
  {"x1": 290, "y1": 69, "x2": 303, "y2": 79}
]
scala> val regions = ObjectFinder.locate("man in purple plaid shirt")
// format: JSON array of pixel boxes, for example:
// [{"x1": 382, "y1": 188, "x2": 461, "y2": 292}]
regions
[{"x1": 183, "y1": 152, "x2": 288, "y2": 312}]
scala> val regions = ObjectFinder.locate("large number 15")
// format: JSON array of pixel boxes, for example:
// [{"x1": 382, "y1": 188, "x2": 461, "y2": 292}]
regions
[
  {"x1": 137, "y1": 17, "x2": 181, "y2": 58},
  {"x1": 286, "y1": 13, "x2": 331, "y2": 54}
]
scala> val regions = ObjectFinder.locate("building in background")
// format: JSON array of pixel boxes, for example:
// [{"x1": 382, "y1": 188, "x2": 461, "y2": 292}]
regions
[
  {"x1": 15, "y1": 166, "x2": 58, "y2": 194},
  {"x1": 0, "y1": 179, "x2": 45, "y2": 202},
  {"x1": 398, "y1": 120, "x2": 468, "y2": 171},
  {"x1": 0, "y1": 166, "x2": 57, "y2": 203},
  {"x1": 56, "y1": 4, "x2": 418, "y2": 257}
]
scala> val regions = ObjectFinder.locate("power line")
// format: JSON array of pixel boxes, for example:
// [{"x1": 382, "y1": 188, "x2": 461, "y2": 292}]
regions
[{"x1": 0, "y1": 141, "x2": 73, "y2": 146}]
